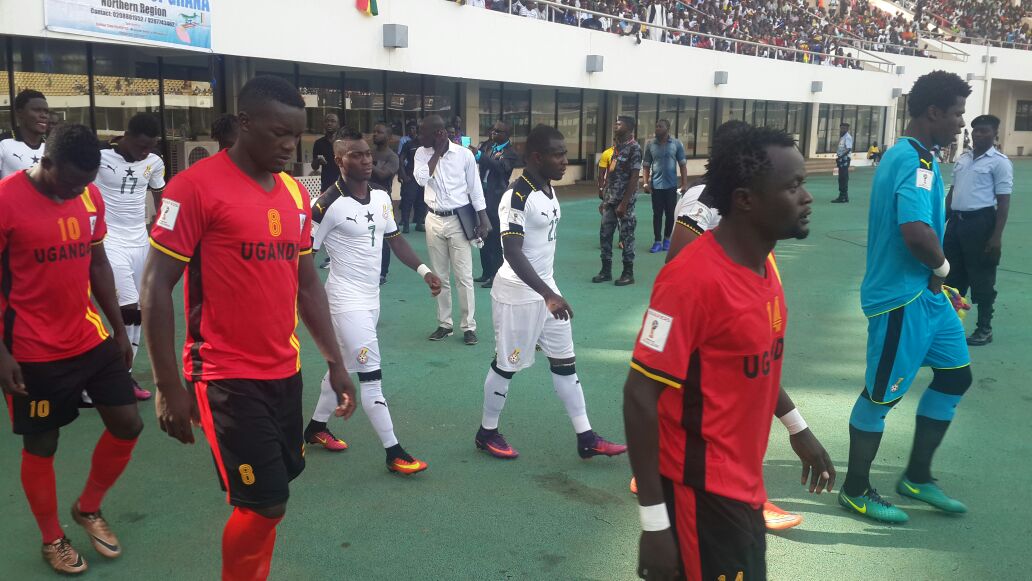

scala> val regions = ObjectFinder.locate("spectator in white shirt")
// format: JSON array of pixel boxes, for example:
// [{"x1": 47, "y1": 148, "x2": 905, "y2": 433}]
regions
[{"x1": 414, "y1": 115, "x2": 492, "y2": 346}]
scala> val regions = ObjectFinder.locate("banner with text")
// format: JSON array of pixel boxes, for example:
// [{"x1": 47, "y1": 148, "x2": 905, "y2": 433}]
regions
[{"x1": 45, "y1": 0, "x2": 213, "y2": 52}]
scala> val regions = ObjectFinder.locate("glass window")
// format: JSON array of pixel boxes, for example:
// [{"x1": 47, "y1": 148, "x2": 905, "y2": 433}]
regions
[
  {"x1": 10, "y1": 37, "x2": 90, "y2": 130},
  {"x1": 0, "y1": 40, "x2": 10, "y2": 135},
  {"x1": 744, "y1": 100, "x2": 757, "y2": 126},
  {"x1": 816, "y1": 104, "x2": 830, "y2": 154},
  {"x1": 721, "y1": 99, "x2": 744, "y2": 124},
  {"x1": 895, "y1": 95, "x2": 908, "y2": 139},
  {"x1": 871, "y1": 106, "x2": 885, "y2": 148},
  {"x1": 659, "y1": 95, "x2": 678, "y2": 137},
  {"x1": 557, "y1": 89, "x2": 581, "y2": 159},
  {"x1": 843, "y1": 105, "x2": 858, "y2": 143},
  {"x1": 531, "y1": 88, "x2": 555, "y2": 130},
  {"x1": 787, "y1": 102, "x2": 802, "y2": 140},
  {"x1": 91, "y1": 45, "x2": 160, "y2": 142},
  {"x1": 385, "y1": 72, "x2": 420, "y2": 150},
  {"x1": 828, "y1": 105, "x2": 844, "y2": 153},
  {"x1": 345, "y1": 69, "x2": 384, "y2": 138},
  {"x1": 679, "y1": 97, "x2": 698, "y2": 156},
  {"x1": 856, "y1": 106, "x2": 873, "y2": 152},
  {"x1": 1016, "y1": 101, "x2": 1032, "y2": 131},
  {"x1": 618, "y1": 92, "x2": 637, "y2": 118},
  {"x1": 479, "y1": 82, "x2": 501, "y2": 144},
  {"x1": 766, "y1": 101, "x2": 787, "y2": 131},
  {"x1": 161, "y1": 54, "x2": 216, "y2": 175},
  {"x1": 424, "y1": 77, "x2": 459, "y2": 135},
  {"x1": 299, "y1": 63, "x2": 342, "y2": 169},
  {"x1": 581, "y1": 89, "x2": 602, "y2": 167},
  {"x1": 696, "y1": 98, "x2": 713, "y2": 157},
  {"x1": 638, "y1": 94, "x2": 658, "y2": 147},
  {"x1": 502, "y1": 84, "x2": 530, "y2": 155}
]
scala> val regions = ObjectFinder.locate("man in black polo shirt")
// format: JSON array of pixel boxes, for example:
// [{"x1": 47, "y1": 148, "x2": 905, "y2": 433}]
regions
[{"x1": 311, "y1": 113, "x2": 341, "y2": 193}]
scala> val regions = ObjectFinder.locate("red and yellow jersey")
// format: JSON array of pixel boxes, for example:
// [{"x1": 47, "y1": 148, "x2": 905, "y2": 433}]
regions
[
  {"x1": 630, "y1": 232, "x2": 785, "y2": 507},
  {"x1": 149, "y1": 151, "x2": 313, "y2": 382},
  {"x1": 0, "y1": 172, "x2": 109, "y2": 362}
]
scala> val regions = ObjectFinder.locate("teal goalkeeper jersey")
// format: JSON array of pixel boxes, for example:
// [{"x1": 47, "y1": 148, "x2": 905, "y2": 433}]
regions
[{"x1": 860, "y1": 137, "x2": 946, "y2": 317}]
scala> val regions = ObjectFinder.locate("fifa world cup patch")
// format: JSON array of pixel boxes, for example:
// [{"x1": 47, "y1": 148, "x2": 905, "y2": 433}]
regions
[
  {"x1": 916, "y1": 168, "x2": 934, "y2": 191},
  {"x1": 299, "y1": 213, "x2": 307, "y2": 231},
  {"x1": 156, "y1": 199, "x2": 181, "y2": 230},
  {"x1": 508, "y1": 348, "x2": 521, "y2": 364},
  {"x1": 383, "y1": 203, "x2": 392, "y2": 220},
  {"x1": 89, "y1": 215, "x2": 98, "y2": 235},
  {"x1": 357, "y1": 347, "x2": 369, "y2": 364},
  {"x1": 639, "y1": 309, "x2": 673, "y2": 352}
]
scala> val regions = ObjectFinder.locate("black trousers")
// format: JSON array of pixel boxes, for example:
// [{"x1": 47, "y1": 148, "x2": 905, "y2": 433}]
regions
[
  {"x1": 943, "y1": 207, "x2": 998, "y2": 329},
  {"x1": 837, "y1": 157, "x2": 850, "y2": 197},
  {"x1": 651, "y1": 187, "x2": 678, "y2": 241},
  {"x1": 399, "y1": 180, "x2": 426, "y2": 226},
  {"x1": 479, "y1": 191, "x2": 503, "y2": 279}
]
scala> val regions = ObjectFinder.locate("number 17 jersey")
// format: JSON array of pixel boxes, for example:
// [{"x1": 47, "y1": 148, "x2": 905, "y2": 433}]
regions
[{"x1": 95, "y1": 149, "x2": 166, "y2": 247}]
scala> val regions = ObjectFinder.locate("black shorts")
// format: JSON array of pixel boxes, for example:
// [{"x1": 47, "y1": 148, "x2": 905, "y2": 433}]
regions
[
  {"x1": 193, "y1": 374, "x2": 305, "y2": 509},
  {"x1": 6, "y1": 339, "x2": 135, "y2": 435},
  {"x1": 663, "y1": 478, "x2": 767, "y2": 581}
]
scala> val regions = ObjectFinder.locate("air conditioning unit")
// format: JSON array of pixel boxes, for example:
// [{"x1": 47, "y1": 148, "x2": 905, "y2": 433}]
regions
[{"x1": 173, "y1": 140, "x2": 219, "y2": 174}]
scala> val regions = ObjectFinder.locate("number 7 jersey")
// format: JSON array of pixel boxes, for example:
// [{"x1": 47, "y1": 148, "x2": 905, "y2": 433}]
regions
[
  {"x1": 311, "y1": 184, "x2": 398, "y2": 314},
  {"x1": 492, "y1": 175, "x2": 561, "y2": 305}
]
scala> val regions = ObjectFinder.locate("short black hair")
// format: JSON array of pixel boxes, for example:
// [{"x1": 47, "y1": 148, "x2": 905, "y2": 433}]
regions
[
  {"x1": 47, "y1": 123, "x2": 101, "y2": 172},
  {"x1": 704, "y1": 126, "x2": 796, "y2": 217},
  {"x1": 127, "y1": 112, "x2": 161, "y2": 138},
  {"x1": 238, "y1": 75, "x2": 305, "y2": 114},
  {"x1": 211, "y1": 113, "x2": 239, "y2": 140},
  {"x1": 421, "y1": 115, "x2": 445, "y2": 132},
  {"x1": 525, "y1": 124, "x2": 565, "y2": 156},
  {"x1": 907, "y1": 71, "x2": 971, "y2": 118},
  {"x1": 14, "y1": 89, "x2": 46, "y2": 110},
  {"x1": 656, "y1": 119, "x2": 671, "y2": 129},
  {"x1": 618, "y1": 115, "x2": 637, "y2": 132},
  {"x1": 840, "y1": 122, "x2": 850, "y2": 128},
  {"x1": 713, "y1": 120, "x2": 750, "y2": 145},
  {"x1": 334, "y1": 127, "x2": 364, "y2": 141},
  {"x1": 970, "y1": 114, "x2": 1000, "y2": 131}
]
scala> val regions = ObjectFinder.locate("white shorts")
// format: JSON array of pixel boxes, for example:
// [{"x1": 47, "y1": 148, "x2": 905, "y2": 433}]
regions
[
  {"x1": 106, "y1": 244, "x2": 147, "y2": 307},
  {"x1": 331, "y1": 309, "x2": 381, "y2": 373},
  {"x1": 492, "y1": 299, "x2": 575, "y2": 373}
]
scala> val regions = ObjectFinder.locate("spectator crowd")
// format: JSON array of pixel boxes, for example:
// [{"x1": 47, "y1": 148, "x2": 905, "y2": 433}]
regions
[{"x1": 452, "y1": 0, "x2": 1032, "y2": 59}]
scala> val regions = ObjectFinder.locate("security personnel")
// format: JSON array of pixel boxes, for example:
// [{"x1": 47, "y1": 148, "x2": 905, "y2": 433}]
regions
[{"x1": 944, "y1": 114, "x2": 1013, "y2": 346}]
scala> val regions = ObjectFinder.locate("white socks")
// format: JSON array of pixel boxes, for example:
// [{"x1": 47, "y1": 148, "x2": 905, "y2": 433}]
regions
[
  {"x1": 552, "y1": 371, "x2": 591, "y2": 434},
  {"x1": 312, "y1": 373, "x2": 398, "y2": 448},
  {"x1": 481, "y1": 367, "x2": 512, "y2": 430}
]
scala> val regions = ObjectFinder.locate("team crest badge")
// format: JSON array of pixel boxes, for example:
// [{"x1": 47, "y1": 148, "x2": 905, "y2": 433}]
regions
[
  {"x1": 357, "y1": 347, "x2": 369, "y2": 364},
  {"x1": 507, "y1": 349, "x2": 521, "y2": 365},
  {"x1": 890, "y1": 377, "x2": 905, "y2": 392}
]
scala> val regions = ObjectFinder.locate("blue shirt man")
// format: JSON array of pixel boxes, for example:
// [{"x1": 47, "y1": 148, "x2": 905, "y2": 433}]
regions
[
  {"x1": 643, "y1": 135, "x2": 687, "y2": 190},
  {"x1": 861, "y1": 137, "x2": 946, "y2": 317}
]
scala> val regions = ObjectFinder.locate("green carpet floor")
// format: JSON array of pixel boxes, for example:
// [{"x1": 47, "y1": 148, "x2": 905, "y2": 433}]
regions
[{"x1": 1, "y1": 161, "x2": 1029, "y2": 580}]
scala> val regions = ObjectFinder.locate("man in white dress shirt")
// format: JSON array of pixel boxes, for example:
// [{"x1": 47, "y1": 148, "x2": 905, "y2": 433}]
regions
[{"x1": 414, "y1": 115, "x2": 492, "y2": 345}]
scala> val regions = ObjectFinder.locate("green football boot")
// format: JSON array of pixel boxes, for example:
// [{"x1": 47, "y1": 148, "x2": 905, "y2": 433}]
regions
[
  {"x1": 838, "y1": 488, "x2": 910, "y2": 524},
  {"x1": 897, "y1": 477, "x2": 968, "y2": 513}
]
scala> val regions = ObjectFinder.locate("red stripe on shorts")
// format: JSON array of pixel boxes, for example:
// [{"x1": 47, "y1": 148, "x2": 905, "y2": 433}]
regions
[
  {"x1": 673, "y1": 482, "x2": 703, "y2": 581},
  {"x1": 194, "y1": 380, "x2": 232, "y2": 504}
]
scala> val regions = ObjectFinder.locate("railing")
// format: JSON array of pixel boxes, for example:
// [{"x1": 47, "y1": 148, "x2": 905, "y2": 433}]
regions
[
  {"x1": 798, "y1": 5, "x2": 969, "y2": 61},
  {"x1": 886, "y1": 0, "x2": 1032, "y2": 51},
  {"x1": 475, "y1": 0, "x2": 896, "y2": 73}
]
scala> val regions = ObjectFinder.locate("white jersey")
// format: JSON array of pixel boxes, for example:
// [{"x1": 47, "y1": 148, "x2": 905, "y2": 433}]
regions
[
  {"x1": 675, "y1": 183, "x2": 721, "y2": 234},
  {"x1": 311, "y1": 184, "x2": 398, "y2": 314},
  {"x1": 0, "y1": 138, "x2": 45, "y2": 178},
  {"x1": 95, "y1": 149, "x2": 166, "y2": 246},
  {"x1": 492, "y1": 175, "x2": 561, "y2": 305}
]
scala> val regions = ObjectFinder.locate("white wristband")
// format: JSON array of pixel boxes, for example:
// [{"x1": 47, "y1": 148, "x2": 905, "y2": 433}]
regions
[
  {"x1": 932, "y1": 258, "x2": 950, "y2": 278},
  {"x1": 638, "y1": 503, "x2": 671, "y2": 531},
  {"x1": 779, "y1": 408, "x2": 808, "y2": 435},
  {"x1": 417, "y1": 264, "x2": 432, "y2": 278}
]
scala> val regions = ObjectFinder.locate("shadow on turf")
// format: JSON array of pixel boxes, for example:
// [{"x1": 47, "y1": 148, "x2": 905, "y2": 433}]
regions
[{"x1": 761, "y1": 460, "x2": 973, "y2": 550}]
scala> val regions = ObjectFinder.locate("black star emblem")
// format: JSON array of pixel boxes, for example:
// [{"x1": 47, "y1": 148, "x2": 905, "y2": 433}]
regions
[
  {"x1": 552, "y1": 208, "x2": 558, "y2": 218},
  {"x1": 364, "y1": 211, "x2": 374, "y2": 223},
  {"x1": 31, "y1": 156, "x2": 40, "y2": 164},
  {"x1": 125, "y1": 168, "x2": 135, "y2": 177}
]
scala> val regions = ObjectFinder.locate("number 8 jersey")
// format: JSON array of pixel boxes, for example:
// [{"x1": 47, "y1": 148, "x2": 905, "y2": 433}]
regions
[
  {"x1": 311, "y1": 182, "x2": 398, "y2": 314},
  {"x1": 492, "y1": 174, "x2": 561, "y2": 305}
]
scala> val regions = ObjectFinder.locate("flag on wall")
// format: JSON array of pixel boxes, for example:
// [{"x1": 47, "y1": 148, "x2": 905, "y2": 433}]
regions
[{"x1": 356, "y1": 0, "x2": 379, "y2": 16}]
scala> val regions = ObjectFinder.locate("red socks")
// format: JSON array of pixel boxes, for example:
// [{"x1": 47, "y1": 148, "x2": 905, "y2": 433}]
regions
[
  {"x1": 21, "y1": 450, "x2": 63, "y2": 544},
  {"x1": 222, "y1": 507, "x2": 282, "y2": 581},
  {"x1": 78, "y1": 430, "x2": 138, "y2": 514}
]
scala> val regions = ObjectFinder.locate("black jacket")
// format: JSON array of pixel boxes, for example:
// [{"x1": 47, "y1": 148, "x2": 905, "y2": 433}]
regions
[{"x1": 476, "y1": 141, "x2": 519, "y2": 201}]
